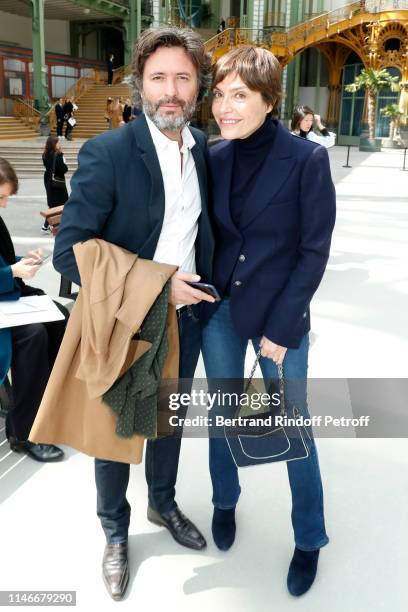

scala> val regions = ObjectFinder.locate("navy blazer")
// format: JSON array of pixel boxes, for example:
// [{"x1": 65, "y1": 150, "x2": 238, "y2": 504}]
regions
[
  {"x1": 207, "y1": 121, "x2": 336, "y2": 349},
  {"x1": 54, "y1": 115, "x2": 214, "y2": 286}
]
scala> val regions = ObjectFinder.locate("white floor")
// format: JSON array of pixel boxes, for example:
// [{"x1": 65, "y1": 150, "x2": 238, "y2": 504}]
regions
[{"x1": 0, "y1": 145, "x2": 407, "y2": 610}]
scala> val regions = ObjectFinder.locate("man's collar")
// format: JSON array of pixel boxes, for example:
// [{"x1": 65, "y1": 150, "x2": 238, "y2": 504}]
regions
[{"x1": 145, "y1": 114, "x2": 195, "y2": 153}]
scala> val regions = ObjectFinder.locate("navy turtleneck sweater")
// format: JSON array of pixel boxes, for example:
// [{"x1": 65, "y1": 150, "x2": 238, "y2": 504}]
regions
[
  {"x1": 230, "y1": 118, "x2": 277, "y2": 228},
  {"x1": 220, "y1": 118, "x2": 277, "y2": 295}
]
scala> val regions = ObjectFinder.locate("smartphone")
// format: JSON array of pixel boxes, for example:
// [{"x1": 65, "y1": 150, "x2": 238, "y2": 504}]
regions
[
  {"x1": 187, "y1": 281, "x2": 221, "y2": 302},
  {"x1": 33, "y1": 253, "x2": 51, "y2": 266}
]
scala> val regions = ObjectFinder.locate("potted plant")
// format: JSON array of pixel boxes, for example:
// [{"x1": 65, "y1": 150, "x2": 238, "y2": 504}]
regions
[
  {"x1": 345, "y1": 68, "x2": 400, "y2": 152},
  {"x1": 380, "y1": 103, "x2": 404, "y2": 148}
]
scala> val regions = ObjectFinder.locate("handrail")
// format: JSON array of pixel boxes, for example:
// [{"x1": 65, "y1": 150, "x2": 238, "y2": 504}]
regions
[
  {"x1": 205, "y1": 28, "x2": 233, "y2": 55},
  {"x1": 112, "y1": 64, "x2": 131, "y2": 85},
  {"x1": 204, "y1": 0, "x2": 407, "y2": 57},
  {"x1": 63, "y1": 68, "x2": 105, "y2": 102},
  {"x1": 12, "y1": 98, "x2": 41, "y2": 131},
  {"x1": 285, "y1": 2, "x2": 360, "y2": 46},
  {"x1": 13, "y1": 68, "x2": 105, "y2": 133}
]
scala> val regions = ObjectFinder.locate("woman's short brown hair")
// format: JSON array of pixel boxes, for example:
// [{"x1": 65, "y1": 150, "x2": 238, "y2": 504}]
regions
[
  {"x1": 212, "y1": 46, "x2": 282, "y2": 116},
  {"x1": 0, "y1": 157, "x2": 18, "y2": 195},
  {"x1": 131, "y1": 27, "x2": 212, "y2": 105}
]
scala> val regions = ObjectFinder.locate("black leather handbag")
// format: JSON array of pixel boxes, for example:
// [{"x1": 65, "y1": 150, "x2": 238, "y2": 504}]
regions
[
  {"x1": 51, "y1": 154, "x2": 66, "y2": 190},
  {"x1": 224, "y1": 350, "x2": 312, "y2": 467}
]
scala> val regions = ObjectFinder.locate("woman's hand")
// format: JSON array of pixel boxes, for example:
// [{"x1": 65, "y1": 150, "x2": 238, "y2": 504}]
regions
[
  {"x1": 314, "y1": 114, "x2": 324, "y2": 130},
  {"x1": 11, "y1": 258, "x2": 40, "y2": 280},
  {"x1": 259, "y1": 336, "x2": 287, "y2": 365}
]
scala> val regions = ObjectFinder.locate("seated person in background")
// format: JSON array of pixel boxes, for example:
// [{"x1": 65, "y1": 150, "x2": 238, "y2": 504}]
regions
[
  {"x1": 0, "y1": 157, "x2": 68, "y2": 462},
  {"x1": 291, "y1": 105, "x2": 336, "y2": 148}
]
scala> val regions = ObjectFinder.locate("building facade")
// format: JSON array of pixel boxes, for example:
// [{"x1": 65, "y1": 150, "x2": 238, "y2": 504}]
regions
[{"x1": 0, "y1": 0, "x2": 407, "y2": 143}]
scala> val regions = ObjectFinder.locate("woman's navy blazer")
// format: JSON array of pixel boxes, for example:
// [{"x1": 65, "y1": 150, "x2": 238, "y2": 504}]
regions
[{"x1": 207, "y1": 120, "x2": 336, "y2": 349}]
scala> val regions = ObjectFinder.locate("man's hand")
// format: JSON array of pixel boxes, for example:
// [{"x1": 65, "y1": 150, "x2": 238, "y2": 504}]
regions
[
  {"x1": 259, "y1": 336, "x2": 287, "y2": 365},
  {"x1": 25, "y1": 248, "x2": 43, "y2": 265},
  {"x1": 169, "y1": 272, "x2": 216, "y2": 306},
  {"x1": 11, "y1": 258, "x2": 40, "y2": 280}
]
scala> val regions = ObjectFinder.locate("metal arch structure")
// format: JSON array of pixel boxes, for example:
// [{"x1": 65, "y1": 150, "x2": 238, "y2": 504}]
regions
[
  {"x1": 205, "y1": 3, "x2": 408, "y2": 72},
  {"x1": 205, "y1": 2, "x2": 408, "y2": 129}
]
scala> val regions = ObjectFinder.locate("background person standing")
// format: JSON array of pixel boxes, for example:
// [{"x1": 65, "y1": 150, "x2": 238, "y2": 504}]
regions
[
  {"x1": 104, "y1": 97, "x2": 114, "y2": 129},
  {"x1": 107, "y1": 54, "x2": 114, "y2": 85},
  {"x1": 63, "y1": 97, "x2": 76, "y2": 140},
  {"x1": 41, "y1": 135, "x2": 69, "y2": 232},
  {"x1": 112, "y1": 97, "x2": 123, "y2": 129},
  {"x1": 54, "y1": 98, "x2": 65, "y2": 137}
]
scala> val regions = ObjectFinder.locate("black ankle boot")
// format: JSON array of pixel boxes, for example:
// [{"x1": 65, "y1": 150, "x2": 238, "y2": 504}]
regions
[
  {"x1": 212, "y1": 507, "x2": 236, "y2": 551},
  {"x1": 287, "y1": 547, "x2": 320, "y2": 596}
]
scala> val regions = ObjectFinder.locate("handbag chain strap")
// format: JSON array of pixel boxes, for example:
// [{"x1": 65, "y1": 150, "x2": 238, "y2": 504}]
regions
[{"x1": 245, "y1": 349, "x2": 286, "y2": 416}]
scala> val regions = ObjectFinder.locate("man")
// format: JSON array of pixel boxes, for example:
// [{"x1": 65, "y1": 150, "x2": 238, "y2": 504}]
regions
[
  {"x1": 55, "y1": 98, "x2": 65, "y2": 138},
  {"x1": 53, "y1": 28, "x2": 214, "y2": 601},
  {"x1": 107, "y1": 53, "x2": 114, "y2": 86}
]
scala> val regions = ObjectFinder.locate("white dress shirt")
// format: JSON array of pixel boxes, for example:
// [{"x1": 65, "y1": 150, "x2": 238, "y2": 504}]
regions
[{"x1": 145, "y1": 115, "x2": 202, "y2": 275}]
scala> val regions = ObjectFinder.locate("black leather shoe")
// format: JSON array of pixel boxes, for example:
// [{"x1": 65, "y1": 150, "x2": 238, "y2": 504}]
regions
[
  {"x1": 9, "y1": 437, "x2": 64, "y2": 462},
  {"x1": 147, "y1": 505, "x2": 207, "y2": 550},
  {"x1": 287, "y1": 547, "x2": 320, "y2": 596},
  {"x1": 102, "y1": 543, "x2": 129, "y2": 601}
]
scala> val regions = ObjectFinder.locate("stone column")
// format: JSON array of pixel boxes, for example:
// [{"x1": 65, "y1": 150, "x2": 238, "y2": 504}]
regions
[
  {"x1": 31, "y1": 0, "x2": 50, "y2": 134},
  {"x1": 124, "y1": 0, "x2": 140, "y2": 65}
]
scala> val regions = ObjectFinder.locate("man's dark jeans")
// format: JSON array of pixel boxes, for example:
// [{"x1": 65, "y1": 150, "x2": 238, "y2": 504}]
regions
[{"x1": 95, "y1": 304, "x2": 201, "y2": 544}]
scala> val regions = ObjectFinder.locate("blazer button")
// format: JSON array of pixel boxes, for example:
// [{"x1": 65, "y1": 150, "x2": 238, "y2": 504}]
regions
[
  {"x1": 238, "y1": 254, "x2": 246, "y2": 262},
  {"x1": 234, "y1": 280, "x2": 242, "y2": 287}
]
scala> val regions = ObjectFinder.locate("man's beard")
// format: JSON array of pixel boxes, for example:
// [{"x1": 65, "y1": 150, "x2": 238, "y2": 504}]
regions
[{"x1": 142, "y1": 95, "x2": 197, "y2": 131}]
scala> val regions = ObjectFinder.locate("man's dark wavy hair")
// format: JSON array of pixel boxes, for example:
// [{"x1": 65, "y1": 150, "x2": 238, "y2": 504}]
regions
[{"x1": 131, "y1": 27, "x2": 212, "y2": 106}]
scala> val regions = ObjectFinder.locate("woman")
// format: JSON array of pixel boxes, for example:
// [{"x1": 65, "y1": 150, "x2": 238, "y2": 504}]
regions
[
  {"x1": 0, "y1": 157, "x2": 67, "y2": 462},
  {"x1": 112, "y1": 97, "x2": 123, "y2": 129},
  {"x1": 291, "y1": 104, "x2": 336, "y2": 148},
  {"x1": 202, "y1": 47, "x2": 336, "y2": 596},
  {"x1": 104, "y1": 96, "x2": 114, "y2": 129},
  {"x1": 41, "y1": 135, "x2": 69, "y2": 232}
]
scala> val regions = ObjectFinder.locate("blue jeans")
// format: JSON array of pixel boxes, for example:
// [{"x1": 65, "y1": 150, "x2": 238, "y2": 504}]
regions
[
  {"x1": 95, "y1": 304, "x2": 201, "y2": 544},
  {"x1": 201, "y1": 299, "x2": 329, "y2": 551}
]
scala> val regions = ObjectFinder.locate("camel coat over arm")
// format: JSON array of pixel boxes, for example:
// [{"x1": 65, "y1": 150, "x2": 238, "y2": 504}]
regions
[{"x1": 29, "y1": 238, "x2": 179, "y2": 465}]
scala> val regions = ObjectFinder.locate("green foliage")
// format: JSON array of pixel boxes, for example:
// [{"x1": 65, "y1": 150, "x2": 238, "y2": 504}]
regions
[
  {"x1": 345, "y1": 68, "x2": 400, "y2": 95},
  {"x1": 380, "y1": 104, "x2": 403, "y2": 120}
]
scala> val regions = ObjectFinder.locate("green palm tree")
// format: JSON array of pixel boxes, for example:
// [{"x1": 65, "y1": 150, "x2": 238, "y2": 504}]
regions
[
  {"x1": 380, "y1": 103, "x2": 404, "y2": 140},
  {"x1": 345, "y1": 68, "x2": 400, "y2": 140}
]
